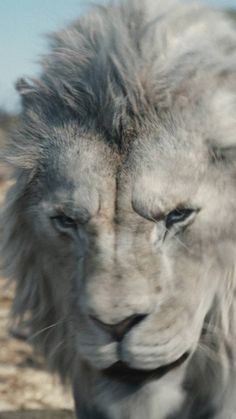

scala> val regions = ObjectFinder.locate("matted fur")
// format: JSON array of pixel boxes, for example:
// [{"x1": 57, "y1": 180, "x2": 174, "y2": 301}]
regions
[{"x1": 1, "y1": 0, "x2": 236, "y2": 418}]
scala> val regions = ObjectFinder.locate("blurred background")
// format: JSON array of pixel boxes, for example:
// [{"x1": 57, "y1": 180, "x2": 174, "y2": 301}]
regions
[{"x1": 0, "y1": 0, "x2": 235, "y2": 417}]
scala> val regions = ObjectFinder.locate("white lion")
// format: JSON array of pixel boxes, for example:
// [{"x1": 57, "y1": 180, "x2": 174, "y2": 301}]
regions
[{"x1": 1, "y1": 0, "x2": 236, "y2": 418}]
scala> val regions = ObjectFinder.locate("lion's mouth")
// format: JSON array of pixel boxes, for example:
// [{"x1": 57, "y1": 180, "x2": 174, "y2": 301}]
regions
[{"x1": 102, "y1": 351, "x2": 190, "y2": 384}]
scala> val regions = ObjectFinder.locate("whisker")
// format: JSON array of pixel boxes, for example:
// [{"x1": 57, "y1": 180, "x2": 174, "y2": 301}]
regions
[
  {"x1": 28, "y1": 319, "x2": 66, "y2": 342},
  {"x1": 163, "y1": 225, "x2": 190, "y2": 252}
]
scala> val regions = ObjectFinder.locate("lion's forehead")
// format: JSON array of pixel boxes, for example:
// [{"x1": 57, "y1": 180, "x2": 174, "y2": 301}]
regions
[
  {"x1": 41, "y1": 127, "x2": 208, "y2": 226},
  {"x1": 98, "y1": 142, "x2": 203, "y2": 211}
]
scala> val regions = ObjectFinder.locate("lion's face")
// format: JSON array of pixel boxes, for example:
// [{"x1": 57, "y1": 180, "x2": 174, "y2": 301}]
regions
[{"x1": 20, "y1": 113, "x2": 236, "y2": 383}]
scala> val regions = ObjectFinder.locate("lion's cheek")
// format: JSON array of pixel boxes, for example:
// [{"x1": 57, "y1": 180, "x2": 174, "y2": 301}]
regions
[{"x1": 120, "y1": 313, "x2": 201, "y2": 370}]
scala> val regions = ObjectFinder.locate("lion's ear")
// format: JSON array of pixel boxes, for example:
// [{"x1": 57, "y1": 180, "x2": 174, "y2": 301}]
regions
[
  {"x1": 208, "y1": 87, "x2": 236, "y2": 164},
  {"x1": 15, "y1": 78, "x2": 37, "y2": 107},
  {"x1": 209, "y1": 144, "x2": 236, "y2": 164}
]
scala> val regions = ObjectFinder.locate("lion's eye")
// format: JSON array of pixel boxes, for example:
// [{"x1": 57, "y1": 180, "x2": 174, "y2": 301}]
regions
[
  {"x1": 51, "y1": 215, "x2": 77, "y2": 230},
  {"x1": 165, "y1": 208, "x2": 195, "y2": 230}
]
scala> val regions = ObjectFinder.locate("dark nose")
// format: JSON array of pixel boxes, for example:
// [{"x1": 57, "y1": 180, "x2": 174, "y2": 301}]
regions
[{"x1": 90, "y1": 314, "x2": 147, "y2": 342}]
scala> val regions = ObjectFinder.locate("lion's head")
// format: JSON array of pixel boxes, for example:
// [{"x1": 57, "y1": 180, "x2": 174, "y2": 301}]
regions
[{"x1": 2, "y1": 1, "x2": 236, "y2": 417}]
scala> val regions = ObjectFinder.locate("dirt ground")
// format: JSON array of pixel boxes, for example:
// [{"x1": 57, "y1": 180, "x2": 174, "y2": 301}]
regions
[{"x1": 0, "y1": 181, "x2": 74, "y2": 416}]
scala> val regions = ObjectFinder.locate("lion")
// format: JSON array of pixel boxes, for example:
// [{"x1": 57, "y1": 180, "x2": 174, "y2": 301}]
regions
[{"x1": 1, "y1": 0, "x2": 236, "y2": 418}]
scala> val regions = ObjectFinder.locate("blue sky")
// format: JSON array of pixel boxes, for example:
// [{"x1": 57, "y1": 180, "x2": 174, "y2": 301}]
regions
[{"x1": 0, "y1": 0, "x2": 235, "y2": 112}]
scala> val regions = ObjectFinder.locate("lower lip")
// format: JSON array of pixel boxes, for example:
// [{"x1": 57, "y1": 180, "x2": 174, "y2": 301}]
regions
[{"x1": 101, "y1": 352, "x2": 190, "y2": 384}]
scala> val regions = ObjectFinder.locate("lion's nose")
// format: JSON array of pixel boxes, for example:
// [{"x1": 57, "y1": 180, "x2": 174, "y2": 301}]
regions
[{"x1": 90, "y1": 314, "x2": 147, "y2": 342}]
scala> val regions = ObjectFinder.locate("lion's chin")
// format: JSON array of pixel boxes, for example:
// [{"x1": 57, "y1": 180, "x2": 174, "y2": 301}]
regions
[{"x1": 101, "y1": 351, "x2": 190, "y2": 384}]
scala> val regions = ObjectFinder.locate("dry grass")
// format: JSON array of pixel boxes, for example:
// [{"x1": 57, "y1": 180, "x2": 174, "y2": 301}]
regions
[{"x1": 0, "y1": 411, "x2": 74, "y2": 419}]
